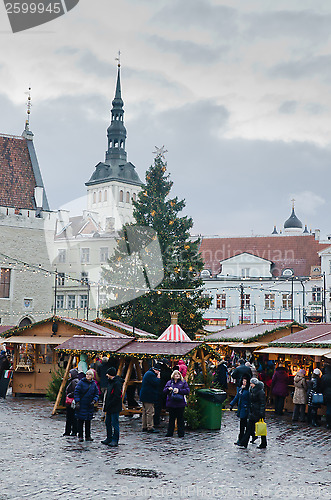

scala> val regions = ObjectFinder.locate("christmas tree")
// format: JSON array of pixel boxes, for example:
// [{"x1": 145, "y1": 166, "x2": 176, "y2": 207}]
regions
[{"x1": 102, "y1": 149, "x2": 211, "y2": 338}]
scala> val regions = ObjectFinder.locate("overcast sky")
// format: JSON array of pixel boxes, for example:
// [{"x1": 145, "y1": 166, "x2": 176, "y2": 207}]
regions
[{"x1": 1, "y1": 0, "x2": 331, "y2": 237}]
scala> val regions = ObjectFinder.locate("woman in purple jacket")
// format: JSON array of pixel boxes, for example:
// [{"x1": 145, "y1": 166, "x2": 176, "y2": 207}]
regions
[{"x1": 163, "y1": 370, "x2": 190, "y2": 438}]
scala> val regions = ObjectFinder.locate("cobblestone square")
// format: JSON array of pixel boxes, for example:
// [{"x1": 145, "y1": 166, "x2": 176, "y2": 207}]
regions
[{"x1": 1, "y1": 395, "x2": 330, "y2": 500}]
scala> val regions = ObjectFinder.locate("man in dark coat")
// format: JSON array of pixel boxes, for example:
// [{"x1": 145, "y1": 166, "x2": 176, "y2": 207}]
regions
[
  {"x1": 271, "y1": 364, "x2": 289, "y2": 415},
  {"x1": 321, "y1": 365, "x2": 331, "y2": 429},
  {"x1": 140, "y1": 363, "x2": 161, "y2": 432},
  {"x1": 237, "y1": 378, "x2": 267, "y2": 449},
  {"x1": 101, "y1": 367, "x2": 123, "y2": 446},
  {"x1": 215, "y1": 360, "x2": 228, "y2": 390},
  {"x1": 97, "y1": 356, "x2": 118, "y2": 394},
  {"x1": 154, "y1": 359, "x2": 172, "y2": 427},
  {"x1": 231, "y1": 359, "x2": 252, "y2": 390}
]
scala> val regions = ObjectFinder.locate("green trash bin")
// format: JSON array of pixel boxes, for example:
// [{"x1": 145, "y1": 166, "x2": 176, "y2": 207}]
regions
[{"x1": 197, "y1": 389, "x2": 227, "y2": 430}]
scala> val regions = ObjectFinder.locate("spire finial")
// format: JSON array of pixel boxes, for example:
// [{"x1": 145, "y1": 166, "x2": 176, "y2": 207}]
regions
[
  {"x1": 291, "y1": 198, "x2": 295, "y2": 209},
  {"x1": 24, "y1": 86, "x2": 32, "y2": 130},
  {"x1": 115, "y1": 50, "x2": 121, "y2": 68}
]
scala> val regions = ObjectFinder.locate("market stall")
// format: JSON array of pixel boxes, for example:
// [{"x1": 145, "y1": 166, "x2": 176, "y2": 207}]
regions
[
  {"x1": 258, "y1": 323, "x2": 331, "y2": 412},
  {"x1": 1, "y1": 316, "x2": 131, "y2": 395},
  {"x1": 52, "y1": 336, "x2": 219, "y2": 415}
]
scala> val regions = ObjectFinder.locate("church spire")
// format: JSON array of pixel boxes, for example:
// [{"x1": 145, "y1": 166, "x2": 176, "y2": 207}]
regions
[{"x1": 105, "y1": 54, "x2": 127, "y2": 163}]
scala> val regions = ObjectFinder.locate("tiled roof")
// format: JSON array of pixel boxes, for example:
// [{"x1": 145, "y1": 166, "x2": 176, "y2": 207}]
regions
[
  {"x1": 55, "y1": 336, "x2": 203, "y2": 357},
  {"x1": 206, "y1": 322, "x2": 292, "y2": 341},
  {"x1": 0, "y1": 134, "x2": 37, "y2": 210},
  {"x1": 59, "y1": 318, "x2": 131, "y2": 338},
  {"x1": 117, "y1": 340, "x2": 202, "y2": 357},
  {"x1": 272, "y1": 323, "x2": 331, "y2": 345},
  {"x1": 55, "y1": 335, "x2": 132, "y2": 352},
  {"x1": 94, "y1": 318, "x2": 157, "y2": 338},
  {"x1": 199, "y1": 235, "x2": 329, "y2": 277}
]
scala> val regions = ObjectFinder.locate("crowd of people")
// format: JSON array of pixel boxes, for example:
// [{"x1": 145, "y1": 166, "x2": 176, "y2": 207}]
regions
[
  {"x1": 214, "y1": 355, "x2": 331, "y2": 441},
  {"x1": 63, "y1": 357, "x2": 190, "y2": 445}
]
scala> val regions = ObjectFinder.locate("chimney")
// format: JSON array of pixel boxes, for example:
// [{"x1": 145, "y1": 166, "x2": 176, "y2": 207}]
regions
[
  {"x1": 34, "y1": 186, "x2": 43, "y2": 208},
  {"x1": 170, "y1": 312, "x2": 178, "y2": 325}
]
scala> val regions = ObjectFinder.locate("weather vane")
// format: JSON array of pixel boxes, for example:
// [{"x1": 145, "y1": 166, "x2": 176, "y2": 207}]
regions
[
  {"x1": 24, "y1": 86, "x2": 32, "y2": 128},
  {"x1": 115, "y1": 50, "x2": 121, "y2": 67},
  {"x1": 153, "y1": 145, "x2": 168, "y2": 159}
]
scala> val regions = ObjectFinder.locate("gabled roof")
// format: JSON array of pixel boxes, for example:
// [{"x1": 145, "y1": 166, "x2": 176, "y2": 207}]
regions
[
  {"x1": 219, "y1": 252, "x2": 272, "y2": 264},
  {"x1": 199, "y1": 235, "x2": 329, "y2": 277},
  {"x1": 271, "y1": 323, "x2": 331, "y2": 346},
  {"x1": 93, "y1": 318, "x2": 157, "y2": 338},
  {"x1": 0, "y1": 133, "x2": 49, "y2": 210},
  {"x1": 205, "y1": 322, "x2": 294, "y2": 342},
  {"x1": 1, "y1": 316, "x2": 131, "y2": 339},
  {"x1": 55, "y1": 215, "x2": 101, "y2": 239}
]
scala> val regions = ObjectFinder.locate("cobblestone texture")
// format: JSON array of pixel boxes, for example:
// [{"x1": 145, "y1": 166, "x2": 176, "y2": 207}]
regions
[{"x1": 0, "y1": 395, "x2": 330, "y2": 500}]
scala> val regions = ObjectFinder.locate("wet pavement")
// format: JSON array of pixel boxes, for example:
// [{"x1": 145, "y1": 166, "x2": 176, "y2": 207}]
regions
[{"x1": 0, "y1": 394, "x2": 330, "y2": 500}]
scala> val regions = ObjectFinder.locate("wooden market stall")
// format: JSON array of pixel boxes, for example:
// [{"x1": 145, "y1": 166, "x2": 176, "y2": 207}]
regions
[
  {"x1": 204, "y1": 322, "x2": 304, "y2": 358},
  {"x1": 1, "y1": 316, "x2": 131, "y2": 396},
  {"x1": 258, "y1": 323, "x2": 331, "y2": 413},
  {"x1": 52, "y1": 335, "x2": 219, "y2": 415}
]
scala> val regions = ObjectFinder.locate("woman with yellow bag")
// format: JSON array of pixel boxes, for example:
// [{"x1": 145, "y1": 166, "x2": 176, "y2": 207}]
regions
[{"x1": 237, "y1": 378, "x2": 267, "y2": 449}]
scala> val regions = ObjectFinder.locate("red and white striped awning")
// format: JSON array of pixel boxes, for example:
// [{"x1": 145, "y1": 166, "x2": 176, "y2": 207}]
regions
[{"x1": 158, "y1": 324, "x2": 191, "y2": 342}]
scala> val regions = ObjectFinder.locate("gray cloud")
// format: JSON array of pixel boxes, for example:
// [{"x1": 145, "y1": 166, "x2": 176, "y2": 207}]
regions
[
  {"x1": 76, "y1": 50, "x2": 112, "y2": 79},
  {"x1": 269, "y1": 55, "x2": 331, "y2": 81},
  {"x1": 278, "y1": 100, "x2": 297, "y2": 114},
  {"x1": 148, "y1": 35, "x2": 226, "y2": 64},
  {"x1": 244, "y1": 10, "x2": 331, "y2": 43},
  {"x1": 151, "y1": 0, "x2": 238, "y2": 39}
]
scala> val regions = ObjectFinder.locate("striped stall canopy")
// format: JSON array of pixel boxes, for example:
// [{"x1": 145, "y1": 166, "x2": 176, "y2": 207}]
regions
[{"x1": 158, "y1": 324, "x2": 191, "y2": 342}]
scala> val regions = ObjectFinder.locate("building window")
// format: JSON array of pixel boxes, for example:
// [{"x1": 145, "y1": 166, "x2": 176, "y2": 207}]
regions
[
  {"x1": 57, "y1": 272, "x2": 65, "y2": 286},
  {"x1": 0, "y1": 268, "x2": 11, "y2": 298},
  {"x1": 58, "y1": 249, "x2": 66, "y2": 263},
  {"x1": 241, "y1": 268, "x2": 250, "y2": 278},
  {"x1": 241, "y1": 294, "x2": 250, "y2": 310},
  {"x1": 119, "y1": 190, "x2": 124, "y2": 202},
  {"x1": 93, "y1": 192, "x2": 96, "y2": 204},
  {"x1": 104, "y1": 190, "x2": 107, "y2": 202},
  {"x1": 99, "y1": 294, "x2": 107, "y2": 306},
  {"x1": 56, "y1": 295, "x2": 64, "y2": 309},
  {"x1": 80, "y1": 295, "x2": 88, "y2": 308},
  {"x1": 81, "y1": 248, "x2": 90, "y2": 263},
  {"x1": 126, "y1": 191, "x2": 130, "y2": 203},
  {"x1": 312, "y1": 287, "x2": 322, "y2": 302},
  {"x1": 100, "y1": 247, "x2": 109, "y2": 263},
  {"x1": 216, "y1": 293, "x2": 226, "y2": 309},
  {"x1": 282, "y1": 293, "x2": 292, "y2": 310},
  {"x1": 265, "y1": 293, "x2": 275, "y2": 310},
  {"x1": 68, "y1": 295, "x2": 76, "y2": 309},
  {"x1": 329, "y1": 260, "x2": 331, "y2": 274},
  {"x1": 99, "y1": 191, "x2": 102, "y2": 202},
  {"x1": 81, "y1": 272, "x2": 89, "y2": 284},
  {"x1": 132, "y1": 193, "x2": 136, "y2": 202}
]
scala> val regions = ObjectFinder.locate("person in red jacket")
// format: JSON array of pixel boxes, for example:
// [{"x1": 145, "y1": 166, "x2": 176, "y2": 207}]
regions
[{"x1": 271, "y1": 364, "x2": 289, "y2": 415}]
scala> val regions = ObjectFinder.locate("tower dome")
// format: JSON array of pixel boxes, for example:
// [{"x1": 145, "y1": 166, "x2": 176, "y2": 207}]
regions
[{"x1": 284, "y1": 200, "x2": 302, "y2": 232}]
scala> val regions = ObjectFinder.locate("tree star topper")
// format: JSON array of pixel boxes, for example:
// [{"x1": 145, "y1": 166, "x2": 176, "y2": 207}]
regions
[{"x1": 153, "y1": 146, "x2": 168, "y2": 159}]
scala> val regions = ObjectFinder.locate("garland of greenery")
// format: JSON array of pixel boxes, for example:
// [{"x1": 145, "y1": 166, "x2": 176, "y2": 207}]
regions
[{"x1": 270, "y1": 342, "x2": 331, "y2": 348}]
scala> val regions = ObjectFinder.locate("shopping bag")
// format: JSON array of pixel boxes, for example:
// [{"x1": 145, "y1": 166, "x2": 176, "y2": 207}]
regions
[
  {"x1": 255, "y1": 419, "x2": 267, "y2": 436},
  {"x1": 312, "y1": 393, "x2": 323, "y2": 404}
]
